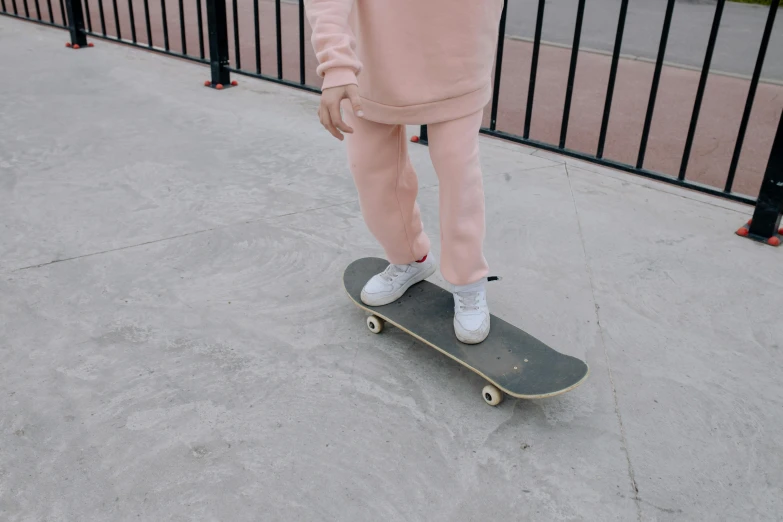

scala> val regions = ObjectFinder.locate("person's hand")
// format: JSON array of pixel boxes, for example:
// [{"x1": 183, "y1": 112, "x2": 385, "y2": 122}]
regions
[{"x1": 319, "y1": 84, "x2": 363, "y2": 141}]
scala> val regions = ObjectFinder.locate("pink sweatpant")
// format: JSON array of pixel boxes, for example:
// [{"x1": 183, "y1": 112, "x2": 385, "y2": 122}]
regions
[{"x1": 344, "y1": 109, "x2": 488, "y2": 286}]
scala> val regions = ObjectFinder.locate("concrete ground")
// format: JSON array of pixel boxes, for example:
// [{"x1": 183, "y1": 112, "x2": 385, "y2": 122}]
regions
[{"x1": 2, "y1": 17, "x2": 783, "y2": 522}]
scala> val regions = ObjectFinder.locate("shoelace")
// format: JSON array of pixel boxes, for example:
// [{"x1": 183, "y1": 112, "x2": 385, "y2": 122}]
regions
[
  {"x1": 379, "y1": 264, "x2": 405, "y2": 283},
  {"x1": 456, "y1": 291, "x2": 480, "y2": 312}
]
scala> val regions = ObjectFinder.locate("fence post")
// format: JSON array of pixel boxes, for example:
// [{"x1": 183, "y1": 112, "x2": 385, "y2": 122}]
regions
[
  {"x1": 418, "y1": 125, "x2": 428, "y2": 145},
  {"x1": 205, "y1": 0, "x2": 231, "y2": 88},
  {"x1": 64, "y1": 0, "x2": 88, "y2": 47},
  {"x1": 737, "y1": 112, "x2": 783, "y2": 246}
]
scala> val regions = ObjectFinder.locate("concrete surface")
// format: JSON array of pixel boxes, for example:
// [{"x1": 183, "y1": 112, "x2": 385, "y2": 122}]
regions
[{"x1": 2, "y1": 17, "x2": 783, "y2": 522}]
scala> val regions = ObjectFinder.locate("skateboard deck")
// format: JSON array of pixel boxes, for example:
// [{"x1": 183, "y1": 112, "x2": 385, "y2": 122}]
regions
[{"x1": 344, "y1": 257, "x2": 589, "y2": 405}]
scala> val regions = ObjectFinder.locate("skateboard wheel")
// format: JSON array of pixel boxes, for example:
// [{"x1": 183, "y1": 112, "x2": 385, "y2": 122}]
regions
[
  {"x1": 366, "y1": 315, "x2": 384, "y2": 334},
  {"x1": 482, "y1": 384, "x2": 504, "y2": 406}
]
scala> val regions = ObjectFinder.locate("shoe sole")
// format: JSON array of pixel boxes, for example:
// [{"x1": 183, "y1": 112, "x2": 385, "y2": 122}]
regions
[{"x1": 360, "y1": 264, "x2": 437, "y2": 307}]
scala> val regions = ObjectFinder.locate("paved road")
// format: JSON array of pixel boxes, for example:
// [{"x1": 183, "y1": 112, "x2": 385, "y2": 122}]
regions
[{"x1": 505, "y1": 0, "x2": 783, "y2": 80}]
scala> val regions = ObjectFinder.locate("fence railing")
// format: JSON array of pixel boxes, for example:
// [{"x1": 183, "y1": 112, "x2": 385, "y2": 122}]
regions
[{"x1": 2, "y1": 0, "x2": 782, "y2": 245}]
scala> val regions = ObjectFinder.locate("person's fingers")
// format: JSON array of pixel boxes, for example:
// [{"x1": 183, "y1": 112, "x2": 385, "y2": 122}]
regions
[
  {"x1": 321, "y1": 106, "x2": 344, "y2": 140},
  {"x1": 326, "y1": 122, "x2": 344, "y2": 140},
  {"x1": 318, "y1": 105, "x2": 328, "y2": 130},
  {"x1": 328, "y1": 102, "x2": 353, "y2": 134},
  {"x1": 346, "y1": 87, "x2": 363, "y2": 118}
]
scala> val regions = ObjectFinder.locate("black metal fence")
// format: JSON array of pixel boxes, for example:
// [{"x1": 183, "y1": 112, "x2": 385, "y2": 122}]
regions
[
  {"x1": 482, "y1": 0, "x2": 777, "y2": 205},
  {"x1": 2, "y1": 0, "x2": 782, "y2": 244},
  {"x1": 0, "y1": 0, "x2": 68, "y2": 28}
]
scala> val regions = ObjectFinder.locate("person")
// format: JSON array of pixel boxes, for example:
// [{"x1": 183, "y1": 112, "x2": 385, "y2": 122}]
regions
[{"x1": 305, "y1": 0, "x2": 504, "y2": 344}]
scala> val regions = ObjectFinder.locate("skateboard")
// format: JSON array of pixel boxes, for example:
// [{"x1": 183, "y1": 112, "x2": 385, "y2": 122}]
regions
[{"x1": 343, "y1": 257, "x2": 589, "y2": 406}]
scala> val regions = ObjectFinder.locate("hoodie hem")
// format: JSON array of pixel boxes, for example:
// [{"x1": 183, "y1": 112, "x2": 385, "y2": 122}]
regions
[{"x1": 355, "y1": 83, "x2": 491, "y2": 126}]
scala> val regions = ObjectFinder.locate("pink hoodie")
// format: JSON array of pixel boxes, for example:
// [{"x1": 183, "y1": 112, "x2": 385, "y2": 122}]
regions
[{"x1": 305, "y1": 0, "x2": 505, "y2": 125}]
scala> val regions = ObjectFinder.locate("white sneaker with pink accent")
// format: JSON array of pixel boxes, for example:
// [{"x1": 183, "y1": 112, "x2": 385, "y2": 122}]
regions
[{"x1": 360, "y1": 254, "x2": 436, "y2": 306}]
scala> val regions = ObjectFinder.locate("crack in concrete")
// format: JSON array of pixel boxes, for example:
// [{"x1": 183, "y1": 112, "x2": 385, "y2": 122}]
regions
[
  {"x1": 565, "y1": 164, "x2": 643, "y2": 521},
  {"x1": 13, "y1": 228, "x2": 220, "y2": 272},
  {"x1": 12, "y1": 199, "x2": 358, "y2": 272},
  {"x1": 534, "y1": 154, "x2": 752, "y2": 215},
  {"x1": 419, "y1": 159, "x2": 560, "y2": 193}
]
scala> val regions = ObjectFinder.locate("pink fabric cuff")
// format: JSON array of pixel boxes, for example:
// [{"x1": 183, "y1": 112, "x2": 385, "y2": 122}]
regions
[{"x1": 322, "y1": 67, "x2": 358, "y2": 90}]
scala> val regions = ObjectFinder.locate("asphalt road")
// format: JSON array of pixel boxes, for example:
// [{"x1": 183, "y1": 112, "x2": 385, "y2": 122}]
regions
[{"x1": 504, "y1": 0, "x2": 783, "y2": 81}]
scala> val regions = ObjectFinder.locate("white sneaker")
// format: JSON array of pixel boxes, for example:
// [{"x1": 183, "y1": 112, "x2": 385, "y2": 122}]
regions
[
  {"x1": 453, "y1": 281, "x2": 490, "y2": 344},
  {"x1": 360, "y1": 254, "x2": 437, "y2": 306}
]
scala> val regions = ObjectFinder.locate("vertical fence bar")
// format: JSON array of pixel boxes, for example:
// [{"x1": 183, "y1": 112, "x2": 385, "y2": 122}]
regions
[
  {"x1": 12, "y1": 0, "x2": 18, "y2": 16},
  {"x1": 275, "y1": 0, "x2": 282, "y2": 79},
  {"x1": 747, "y1": 113, "x2": 783, "y2": 240},
  {"x1": 59, "y1": 0, "x2": 66, "y2": 25},
  {"x1": 596, "y1": 0, "x2": 629, "y2": 159},
  {"x1": 637, "y1": 0, "x2": 675, "y2": 169},
  {"x1": 524, "y1": 0, "x2": 545, "y2": 139},
  {"x1": 298, "y1": 0, "x2": 305, "y2": 84},
  {"x1": 22, "y1": 0, "x2": 29, "y2": 17},
  {"x1": 419, "y1": 125, "x2": 429, "y2": 145},
  {"x1": 231, "y1": 0, "x2": 240, "y2": 68},
  {"x1": 46, "y1": 0, "x2": 53, "y2": 22},
  {"x1": 205, "y1": 0, "x2": 230, "y2": 85},
  {"x1": 64, "y1": 0, "x2": 88, "y2": 45},
  {"x1": 489, "y1": 0, "x2": 508, "y2": 131},
  {"x1": 34, "y1": 0, "x2": 41, "y2": 20},
  {"x1": 559, "y1": 0, "x2": 586, "y2": 149},
  {"x1": 82, "y1": 0, "x2": 91, "y2": 31},
  {"x1": 178, "y1": 0, "x2": 186, "y2": 54},
  {"x1": 196, "y1": 0, "x2": 204, "y2": 58},
  {"x1": 127, "y1": 0, "x2": 136, "y2": 42},
  {"x1": 142, "y1": 0, "x2": 152, "y2": 46},
  {"x1": 110, "y1": 0, "x2": 119, "y2": 38},
  {"x1": 253, "y1": 0, "x2": 260, "y2": 73},
  {"x1": 1, "y1": 0, "x2": 6, "y2": 13},
  {"x1": 97, "y1": 0, "x2": 105, "y2": 35},
  {"x1": 725, "y1": 0, "x2": 779, "y2": 194},
  {"x1": 678, "y1": 0, "x2": 725, "y2": 181},
  {"x1": 160, "y1": 0, "x2": 170, "y2": 50}
]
